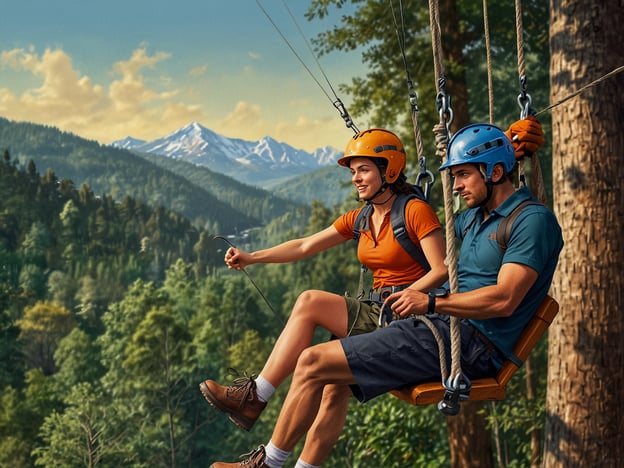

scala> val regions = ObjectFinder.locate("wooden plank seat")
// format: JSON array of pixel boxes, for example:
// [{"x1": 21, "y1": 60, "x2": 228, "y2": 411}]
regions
[{"x1": 390, "y1": 294, "x2": 560, "y2": 406}]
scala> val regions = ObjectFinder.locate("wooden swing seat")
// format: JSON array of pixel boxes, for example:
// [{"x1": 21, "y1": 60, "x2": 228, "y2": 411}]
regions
[{"x1": 390, "y1": 294, "x2": 559, "y2": 406}]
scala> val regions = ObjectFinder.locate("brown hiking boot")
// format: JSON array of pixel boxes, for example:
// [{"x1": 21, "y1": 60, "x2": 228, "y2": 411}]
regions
[
  {"x1": 209, "y1": 445, "x2": 268, "y2": 468},
  {"x1": 199, "y1": 372, "x2": 266, "y2": 431}
]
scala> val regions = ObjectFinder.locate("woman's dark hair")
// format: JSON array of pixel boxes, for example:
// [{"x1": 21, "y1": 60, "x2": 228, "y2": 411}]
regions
[
  {"x1": 369, "y1": 157, "x2": 413, "y2": 195},
  {"x1": 390, "y1": 173, "x2": 414, "y2": 195}
]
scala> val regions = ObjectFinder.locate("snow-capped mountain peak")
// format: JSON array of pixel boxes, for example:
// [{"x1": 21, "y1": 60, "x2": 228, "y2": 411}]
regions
[{"x1": 110, "y1": 121, "x2": 342, "y2": 186}]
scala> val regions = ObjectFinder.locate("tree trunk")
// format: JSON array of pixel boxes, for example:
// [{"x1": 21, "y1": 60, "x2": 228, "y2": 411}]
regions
[
  {"x1": 524, "y1": 357, "x2": 541, "y2": 467},
  {"x1": 448, "y1": 402, "x2": 494, "y2": 468},
  {"x1": 545, "y1": 0, "x2": 624, "y2": 466},
  {"x1": 440, "y1": 0, "x2": 469, "y2": 133}
]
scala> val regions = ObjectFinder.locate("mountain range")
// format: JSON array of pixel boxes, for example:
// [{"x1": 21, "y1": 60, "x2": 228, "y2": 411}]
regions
[{"x1": 111, "y1": 121, "x2": 343, "y2": 187}]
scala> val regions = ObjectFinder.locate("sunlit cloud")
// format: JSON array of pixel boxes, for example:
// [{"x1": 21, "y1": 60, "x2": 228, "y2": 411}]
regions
[
  {"x1": 0, "y1": 45, "x2": 346, "y2": 151},
  {"x1": 215, "y1": 100, "x2": 347, "y2": 151},
  {"x1": 247, "y1": 51, "x2": 262, "y2": 60},
  {"x1": 0, "y1": 46, "x2": 203, "y2": 142}
]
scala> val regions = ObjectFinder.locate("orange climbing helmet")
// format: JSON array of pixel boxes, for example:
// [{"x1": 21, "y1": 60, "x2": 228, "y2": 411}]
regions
[{"x1": 337, "y1": 128, "x2": 406, "y2": 184}]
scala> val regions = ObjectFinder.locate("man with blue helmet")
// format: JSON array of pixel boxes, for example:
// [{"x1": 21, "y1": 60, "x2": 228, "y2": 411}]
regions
[{"x1": 210, "y1": 118, "x2": 563, "y2": 468}]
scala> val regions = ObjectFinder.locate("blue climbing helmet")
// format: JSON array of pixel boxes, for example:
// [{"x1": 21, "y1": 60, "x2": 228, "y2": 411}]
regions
[{"x1": 439, "y1": 123, "x2": 515, "y2": 179}]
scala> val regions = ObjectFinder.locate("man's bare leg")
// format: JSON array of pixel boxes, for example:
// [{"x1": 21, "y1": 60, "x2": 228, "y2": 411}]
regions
[
  {"x1": 269, "y1": 340, "x2": 355, "y2": 453},
  {"x1": 300, "y1": 384, "x2": 351, "y2": 465}
]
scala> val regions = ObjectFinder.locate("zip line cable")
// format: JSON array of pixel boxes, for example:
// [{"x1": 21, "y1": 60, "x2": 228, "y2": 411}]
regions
[
  {"x1": 255, "y1": 0, "x2": 359, "y2": 133},
  {"x1": 535, "y1": 64, "x2": 624, "y2": 116},
  {"x1": 389, "y1": 0, "x2": 422, "y2": 156},
  {"x1": 389, "y1": 0, "x2": 435, "y2": 200}
]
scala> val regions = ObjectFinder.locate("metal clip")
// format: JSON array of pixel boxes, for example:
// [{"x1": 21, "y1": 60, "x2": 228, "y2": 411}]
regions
[
  {"x1": 415, "y1": 158, "x2": 435, "y2": 202},
  {"x1": 333, "y1": 99, "x2": 359, "y2": 134},
  {"x1": 517, "y1": 75, "x2": 533, "y2": 119},
  {"x1": 436, "y1": 78, "x2": 454, "y2": 135},
  {"x1": 378, "y1": 298, "x2": 394, "y2": 328},
  {"x1": 437, "y1": 373, "x2": 472, "y2": 416}
]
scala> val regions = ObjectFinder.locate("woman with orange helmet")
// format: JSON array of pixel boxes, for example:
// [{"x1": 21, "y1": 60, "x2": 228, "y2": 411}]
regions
[{"x1": 199, "y1": 128, "x2": 447, "y2": 467}]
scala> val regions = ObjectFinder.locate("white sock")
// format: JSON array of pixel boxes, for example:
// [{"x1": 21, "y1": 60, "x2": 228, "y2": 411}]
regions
[
  {"x1": 294, "y1": 458, "x2": 320, "y2": 468},
  {"x1": 254, "y1": 374, "x2": 275, "y2": 403},
  {"x1": 264, "y1": 440, "x2": 290, "y2": 468}
]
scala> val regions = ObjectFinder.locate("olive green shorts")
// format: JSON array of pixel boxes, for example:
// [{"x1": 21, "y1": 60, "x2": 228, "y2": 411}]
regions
[{"x1": 344, "y1": 296, "x2": 389, "y2": 336}]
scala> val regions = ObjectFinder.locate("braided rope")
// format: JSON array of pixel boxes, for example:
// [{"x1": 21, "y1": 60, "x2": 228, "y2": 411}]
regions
[
  {"x1": 483, "y1": 0, "x2": 495, "y2": 123},
  {"x1": 514, "y1": 0, "x2": 526, "y2": 78},
  {"x1": 513, "y1": 0, "x2": 548, "y2": 204},
  {"x1": 428, "y1": 0, "x2": 462, "y2": 382}
]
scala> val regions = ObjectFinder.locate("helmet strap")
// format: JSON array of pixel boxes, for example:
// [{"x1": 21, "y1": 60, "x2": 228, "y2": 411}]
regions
[
  {"x1": 479, "y1": 181, "x2": 494, "y2": 207},
  {"x1": 360, "y1": 181, "x2": 389, "y2": 203},
  {"x1": 478, "y1": 165, "x2": 507, "y2": 208},
  {"x1": 369, "y1": 186, "x2": 397, "y2": 205}
]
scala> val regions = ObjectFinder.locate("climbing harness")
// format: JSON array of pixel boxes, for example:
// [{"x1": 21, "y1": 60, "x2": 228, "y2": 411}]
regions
[{"x1": 256, "y1": 0, "x2": 359, "y2": 134}]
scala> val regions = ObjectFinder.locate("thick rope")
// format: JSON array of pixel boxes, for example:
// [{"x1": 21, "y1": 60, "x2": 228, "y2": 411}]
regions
[
  {"x1": 483, "y1": 0, "x2": 495, "y2": 123},
  {"x1": 427, "y1": 0, "x2": 462, "y2": 383},
  {"x1": 512, "y1": 0, "x2": 548, "y2": 204},
  {"x1": 513, "y1": 0, "x2": 529, "y2": 185},
  {"x1": 514, "y1": 0, "x2": 526, "y2": 79}
]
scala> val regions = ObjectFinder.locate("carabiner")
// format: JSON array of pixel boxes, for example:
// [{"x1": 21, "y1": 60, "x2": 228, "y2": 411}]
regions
[{"x1": 437, "y1": 373, "x2": 471, "y2": 416}]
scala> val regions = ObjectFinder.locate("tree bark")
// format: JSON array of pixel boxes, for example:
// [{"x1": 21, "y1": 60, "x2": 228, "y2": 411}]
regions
[
  {"x1": 448, "y1": 402, "x2": 494, "y2": 468},
  {"x1": 545, "y1": 0, "x2": 624, "y2": 466}
]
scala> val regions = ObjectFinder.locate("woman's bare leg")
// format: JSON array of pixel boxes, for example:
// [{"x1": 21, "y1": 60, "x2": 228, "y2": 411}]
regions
[{"x1": 260, "y1": 290, "x2": 349, "y2": 388}]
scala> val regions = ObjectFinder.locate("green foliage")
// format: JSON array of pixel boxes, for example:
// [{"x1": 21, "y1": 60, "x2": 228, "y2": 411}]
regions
[
  {"x1": 138, "y1": 151, "x2": 303, "y2": 226},
  {"x1": 328, "y1": 395, "x2": 450, "y2": 467},
  {"x1": 0, "y1": 117, "x2": 257, "y2": 233},
  {"x1": 17, "y1": 301, "x2": 76, "y2": 374},
  {"x1": 0, "y1": 1, "x2": 554, "y2": 465},
  {"x1": 33, "y1": 383, "x2": 120, "y2": 468}
]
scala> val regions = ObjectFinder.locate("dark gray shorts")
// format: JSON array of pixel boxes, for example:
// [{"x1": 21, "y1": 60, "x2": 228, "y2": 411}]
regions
[{"x1": 340, "y1": 314, "x2": 501, "y2": 402}]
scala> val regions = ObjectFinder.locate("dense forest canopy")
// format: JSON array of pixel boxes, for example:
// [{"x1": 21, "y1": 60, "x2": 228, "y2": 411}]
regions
[{"x1": 4, "y1": 0, "x2": 616, "y2": 465}]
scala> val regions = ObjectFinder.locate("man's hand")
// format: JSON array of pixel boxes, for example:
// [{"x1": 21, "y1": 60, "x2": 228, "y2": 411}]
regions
[
  {"x1": 386, "y1": 288, "x2": 428, "y2": 318},
  {"x1": 504, "y1": 115, "x2": 546, "y2": 159}
]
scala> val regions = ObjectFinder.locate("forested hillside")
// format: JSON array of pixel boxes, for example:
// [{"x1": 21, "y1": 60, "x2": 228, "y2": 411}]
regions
[
  {"x1": 0, "y1": 149, "x2": 371, "y2": 466},
  {"x1": 0, "y1": 150, "x2": 224, "y2": 303},
  {"x1": 137, "y1": 151, "x2": 304, "y2": 223},
  {"x1": 0, "y1": 117, "x2": 301, "y2": 234}
]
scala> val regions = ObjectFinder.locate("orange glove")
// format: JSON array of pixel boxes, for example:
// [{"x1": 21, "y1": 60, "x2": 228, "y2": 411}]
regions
[{"x1": 504, "y1": 115, "x2": 546, "y2": 159}]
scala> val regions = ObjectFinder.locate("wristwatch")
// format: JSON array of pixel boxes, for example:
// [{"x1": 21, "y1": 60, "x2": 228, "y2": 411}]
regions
[{"x1": 427, "y1": 288, "x2": 449, "y2": 314}]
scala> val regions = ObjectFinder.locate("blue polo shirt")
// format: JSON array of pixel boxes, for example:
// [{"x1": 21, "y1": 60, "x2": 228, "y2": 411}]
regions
[{"x1": 454, "y1": 186, "x2": 563, "y2": 358}]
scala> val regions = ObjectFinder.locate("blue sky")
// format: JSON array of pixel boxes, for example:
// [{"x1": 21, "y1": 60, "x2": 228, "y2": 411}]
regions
[{"x1": 0, "y1": 1, "x2": 366, "y2": 151}]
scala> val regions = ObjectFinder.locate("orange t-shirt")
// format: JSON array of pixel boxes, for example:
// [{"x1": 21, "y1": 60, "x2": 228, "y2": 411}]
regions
[{"x1": 333, "y1": 198, "x2": 441, "y2": 289}]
